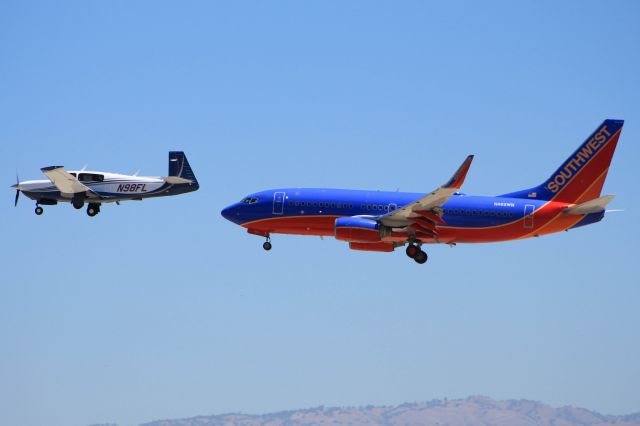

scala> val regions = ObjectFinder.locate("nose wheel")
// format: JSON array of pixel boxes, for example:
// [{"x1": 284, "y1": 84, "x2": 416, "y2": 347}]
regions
[
  {"x1": 262, "y1": 235, "x2": 272, "y2": 251},
  {"x1": 35, "y1": 206, "x2": 43, "y2": 215}
]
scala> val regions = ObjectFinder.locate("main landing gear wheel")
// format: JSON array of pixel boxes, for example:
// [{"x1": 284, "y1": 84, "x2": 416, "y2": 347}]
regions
[
  {"x1": 414, "y1": 250, "x2": 428, "y2": 264},
  {"x1": 35, "y1": 206, "x2": 43, "y2": 215},
  {"x1": 87, "y1": 204, "x2": 100, "y2": 217},
  {"x1": 406, "y1": 244, "x2": 419, "y2": 258}
]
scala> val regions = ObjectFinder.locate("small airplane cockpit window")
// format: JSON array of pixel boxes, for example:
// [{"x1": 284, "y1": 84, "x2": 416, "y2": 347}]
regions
[
  {"x1": 242, "y1": 197, "x2": 258, "y2": 204},
  {"x1": 78, "y1": 173, "x2": 104, "y2": 182},
  {"x1": 69, "y1": 172, "x2": 77, "y2": 177}
]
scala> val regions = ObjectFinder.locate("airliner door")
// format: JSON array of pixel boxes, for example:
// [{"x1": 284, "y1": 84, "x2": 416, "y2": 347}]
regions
[
  {"x1": 523, "y1": 204, "x2": 534, "y2": 229},
  {"x1": 273, "y1": 191, "x2": 285, "y2": 215}
]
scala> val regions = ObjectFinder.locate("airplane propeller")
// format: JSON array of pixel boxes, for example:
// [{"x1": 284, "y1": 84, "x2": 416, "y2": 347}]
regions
[{"x1": 14, "y1": 174, "x2": 20, "y2": 207}]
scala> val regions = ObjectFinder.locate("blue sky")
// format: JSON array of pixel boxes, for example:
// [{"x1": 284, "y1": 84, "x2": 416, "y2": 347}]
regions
[{"x1": 1, "y1": 1, "x2": 639, "y2": 425}]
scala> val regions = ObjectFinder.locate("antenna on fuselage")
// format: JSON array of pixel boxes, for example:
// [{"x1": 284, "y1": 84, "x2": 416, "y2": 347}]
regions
[
  {"x1": 80, "y1": 164, "x2": 88, "y2": 172},
  {"x1": 132, "y1": 169, "x2": 140, "y2": 176}
]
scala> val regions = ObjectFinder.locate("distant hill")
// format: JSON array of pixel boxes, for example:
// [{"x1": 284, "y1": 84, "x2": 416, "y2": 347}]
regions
[{"x1": 139, "y1": 395, "x2": 640, "y2": 426}]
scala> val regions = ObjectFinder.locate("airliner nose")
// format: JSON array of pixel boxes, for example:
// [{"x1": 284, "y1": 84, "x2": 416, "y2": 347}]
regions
[{"x1": 221, "y1": 203, "x2": 242, "y2": 223}]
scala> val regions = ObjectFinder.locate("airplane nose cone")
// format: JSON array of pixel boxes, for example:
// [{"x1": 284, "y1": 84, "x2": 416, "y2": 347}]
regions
[{"x1": 221, "y1": 203, "x2": 242, "y2": 223}]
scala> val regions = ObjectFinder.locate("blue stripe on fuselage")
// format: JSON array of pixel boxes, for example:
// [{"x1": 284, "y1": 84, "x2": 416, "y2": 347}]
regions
[{"x1": 230, "y1": 188, "x2": 545, "y2": 228}]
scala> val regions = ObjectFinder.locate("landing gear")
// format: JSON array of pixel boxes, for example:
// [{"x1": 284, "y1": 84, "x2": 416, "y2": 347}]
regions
[
  {"x1": 406, "y1": 239, "x2": 428, "y2": 264},
  {"x1": 414, "y1": 250, "x2": 428, "y2": 264},
  {"x1": 262, "y1": 235, "x2": 272, "y2": 251},
  {"x1": 406, "y1": 244, "x2": 419, "y2": 258},
  {"x1": 87, "y1": 203, "x2": 100, "y2": 217},
  {"x1": 35, "y1": 206, "x2": 43, "y2": 215}
]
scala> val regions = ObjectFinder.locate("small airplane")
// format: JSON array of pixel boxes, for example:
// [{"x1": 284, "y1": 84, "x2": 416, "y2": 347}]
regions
[
  {"x1": 12, "y1": 151, "x2": 199, "y2": 216},
  {"x1": 221, "y1": 120, "x2": 624, "y2": 264}
]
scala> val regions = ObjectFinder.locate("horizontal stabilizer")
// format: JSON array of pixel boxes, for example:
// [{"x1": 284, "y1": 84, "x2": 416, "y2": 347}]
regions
[
  {"x1": 564, "y1": 195, "x2": 615, "y2": 215},
  {"x1": 164, "y1": 176, "x2": 193, "y2": 184}
]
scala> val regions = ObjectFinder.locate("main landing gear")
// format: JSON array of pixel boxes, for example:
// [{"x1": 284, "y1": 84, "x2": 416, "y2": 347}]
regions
[
  {"x1": 86, "y1": 203, "x2": 101, "y2": 217},
  {"x1": 262, "y1": 235, "x2": 272, "y2": 251},
  {"x1": 405, "y1": 240, "x2": 428, "y2": 264}
]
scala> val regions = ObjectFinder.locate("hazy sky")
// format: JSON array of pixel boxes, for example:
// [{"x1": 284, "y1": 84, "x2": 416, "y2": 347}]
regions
[{"x1": 1, "y1": 1, "x2": 639, "y2": 425}]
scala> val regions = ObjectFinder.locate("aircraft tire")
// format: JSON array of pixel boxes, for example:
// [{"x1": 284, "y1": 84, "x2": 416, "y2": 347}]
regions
[
  {"x1": 263, "y1": 241, "x2": 272, "y2": 251},
  {"x1": 87, "y1": 205, "x2": 99, "y2": 217},
  {"x1": 406, "y1": 244, "x2": 419, "y2": 258},
  {"x1": 414, "y1": 250, "x2": 428, "y2": 264},
  {"x1": 35, "y1": 206, "x2": 43, "y2": 215}
]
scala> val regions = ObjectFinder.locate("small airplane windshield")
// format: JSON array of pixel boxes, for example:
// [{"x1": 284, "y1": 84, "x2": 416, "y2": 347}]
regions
[{"x1": 242, "y1": 197, "x2": 258, "y2": 204}]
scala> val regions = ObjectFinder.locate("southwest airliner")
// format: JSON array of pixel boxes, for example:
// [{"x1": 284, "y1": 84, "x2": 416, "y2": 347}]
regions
[{"x1": 221, "y1": 120, "x2": 623, "y2": 264}]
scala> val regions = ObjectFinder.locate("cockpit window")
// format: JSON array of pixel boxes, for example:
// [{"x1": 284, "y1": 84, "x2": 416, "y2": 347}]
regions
[{"x1": 242, "y1": 197, "x2": 258, "y2": 204}]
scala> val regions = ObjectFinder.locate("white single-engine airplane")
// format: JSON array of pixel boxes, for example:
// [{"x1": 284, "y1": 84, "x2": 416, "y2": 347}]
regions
[{"x1": 11, "y1": 151, "x2": 199, "y2": 216}]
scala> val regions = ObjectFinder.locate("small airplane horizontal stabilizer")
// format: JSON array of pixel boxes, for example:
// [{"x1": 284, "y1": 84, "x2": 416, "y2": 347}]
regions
[
  {"x1": 564, "y1": 195, "x2": 615, "y2": 215},
  {"x1": 164, "y1": 176, "x2": 193, "y2": 184}
]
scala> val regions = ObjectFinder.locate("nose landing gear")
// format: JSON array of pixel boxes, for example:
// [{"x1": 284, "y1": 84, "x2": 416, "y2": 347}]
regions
[
  {"x1": 35, "y1": 205, "x2": 43, "y2": 215},
  {"x1": 262, "y1": 235, "x2": 272, "y2": 251}
]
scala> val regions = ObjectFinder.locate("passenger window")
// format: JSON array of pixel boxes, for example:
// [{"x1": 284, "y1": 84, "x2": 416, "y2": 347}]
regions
[
  {"x1": 69, "y1": 172, "x2": 77, "y2": 177},
  {"x1": 78, "y1": 173, "x2": 104, "y2": 182},
  {"x1": 289, "y1": 201, "x2": 293, "y2": 206}
]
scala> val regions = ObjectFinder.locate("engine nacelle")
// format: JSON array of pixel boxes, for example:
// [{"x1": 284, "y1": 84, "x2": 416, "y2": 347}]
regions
[
  {"x1": 335, "y1": 217, "x2": 388, "y2": 242},
  {"x1": 349, "y1": 242, "x2": 395, "y2": 252}
]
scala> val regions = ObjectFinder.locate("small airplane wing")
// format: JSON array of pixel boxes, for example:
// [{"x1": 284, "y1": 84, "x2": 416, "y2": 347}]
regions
[
  {"x1": 379, "y1": 155, "x2": 474, "y2": 233},
  {"x1": 40, "y1": 166, "x2": 99, "y2": 196}
]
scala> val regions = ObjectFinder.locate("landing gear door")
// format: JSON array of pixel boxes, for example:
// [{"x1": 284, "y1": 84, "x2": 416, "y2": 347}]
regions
[
  {"x1": 273, "y1": 191, "x2": 285, "y2": 215},
  {"x1": 523, "y1": 204, "x2": 535, "y2": 229}
]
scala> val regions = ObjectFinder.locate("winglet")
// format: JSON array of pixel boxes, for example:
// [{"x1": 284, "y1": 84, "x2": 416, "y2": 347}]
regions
[{"x1": 444, "y1": 155, "x2": 474, "y2": 189}]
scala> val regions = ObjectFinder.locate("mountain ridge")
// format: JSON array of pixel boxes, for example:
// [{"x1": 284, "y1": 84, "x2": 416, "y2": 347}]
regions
[{"x1": 138, "y1": 395, "x2": 640, "y2": 426}]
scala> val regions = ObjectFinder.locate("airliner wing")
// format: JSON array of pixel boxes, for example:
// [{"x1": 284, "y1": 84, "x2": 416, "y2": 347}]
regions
[
  {"x1": 380, "y1": 155, "x2": 474, "y2": 231},
  {"x1": 41, "y1": 166, "x2": 100, "y2": 196}
]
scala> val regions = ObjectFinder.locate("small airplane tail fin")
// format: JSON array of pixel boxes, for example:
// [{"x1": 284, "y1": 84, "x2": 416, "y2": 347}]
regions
[
  {"x1": 169, "y1": 151, "x2": 199, "y2": 189},
  {"x1": 499, "y1": 119, "x2": 624, "y2": 204}
]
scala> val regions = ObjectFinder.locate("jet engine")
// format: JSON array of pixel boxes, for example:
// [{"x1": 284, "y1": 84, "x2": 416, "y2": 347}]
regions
[{"x1": 334, "y1": 217, "x2": 389, "y2": 242}]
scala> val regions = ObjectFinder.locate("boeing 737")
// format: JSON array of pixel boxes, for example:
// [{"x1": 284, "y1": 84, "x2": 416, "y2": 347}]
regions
[
  {"x1": 221, "y1": 120, "x2": 623, "y2": 264},
  {"x1": 12, "y1": 151, "x2": 198, "y2": 216}
]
